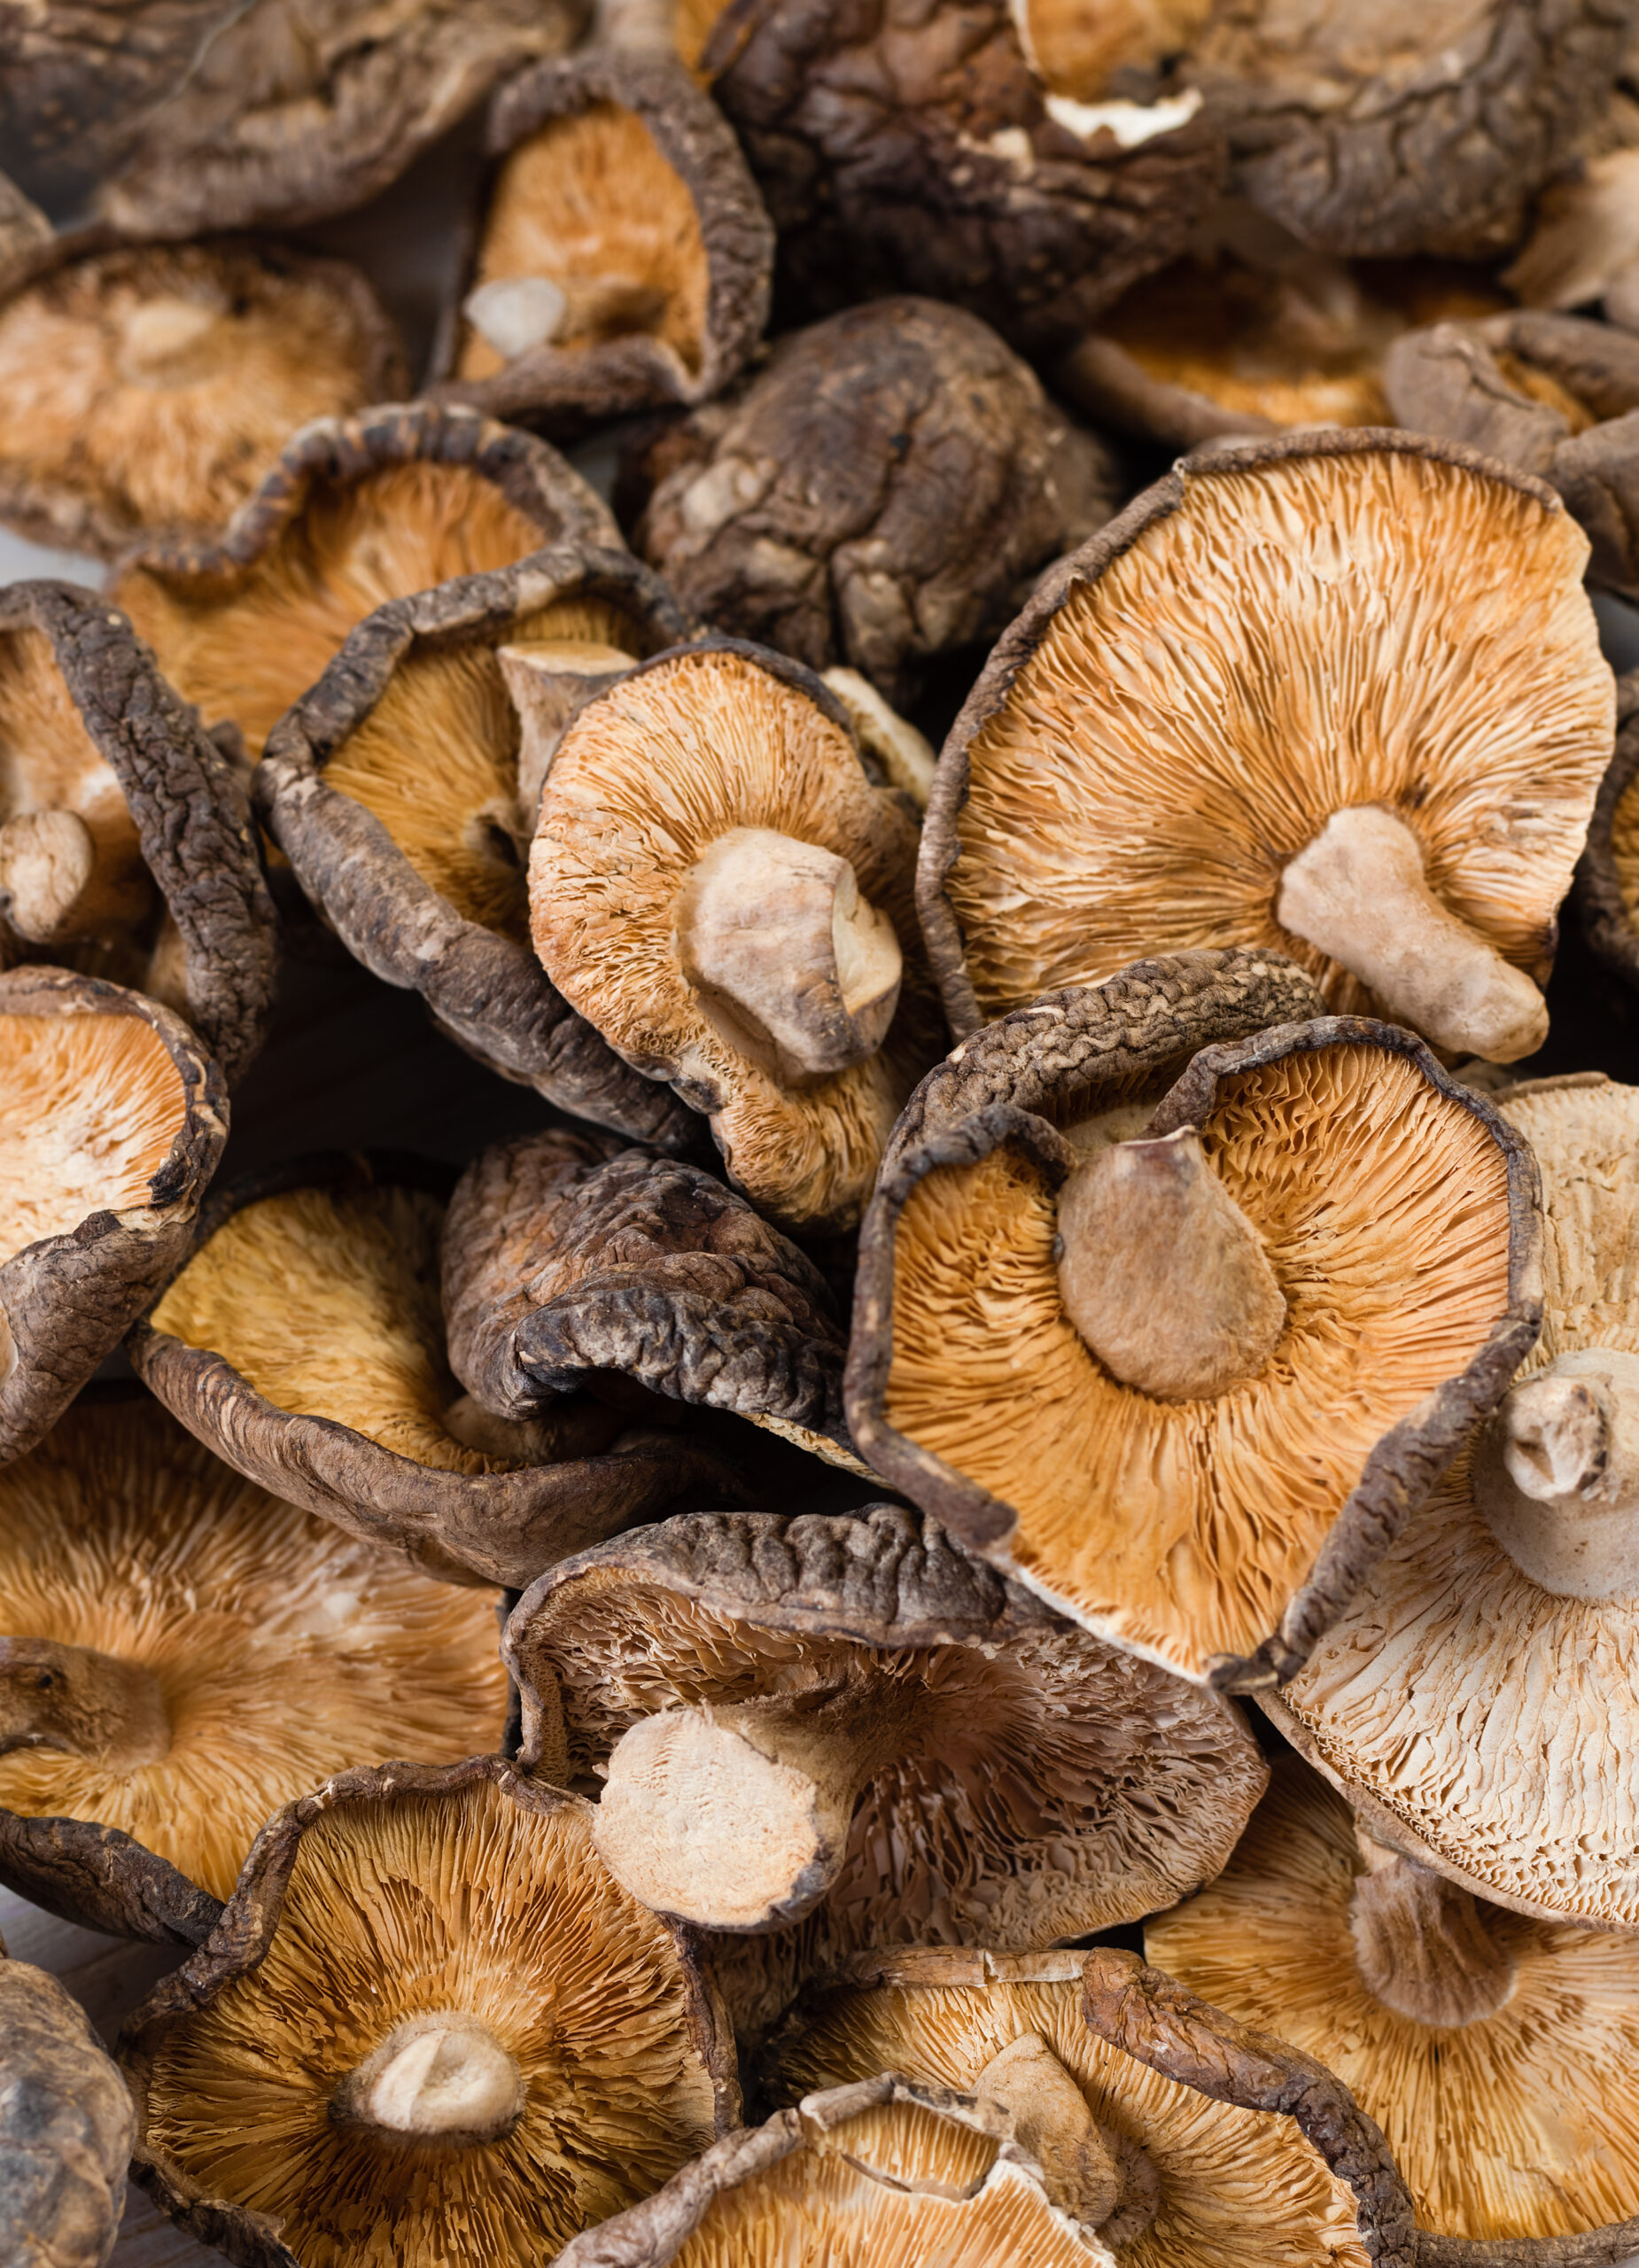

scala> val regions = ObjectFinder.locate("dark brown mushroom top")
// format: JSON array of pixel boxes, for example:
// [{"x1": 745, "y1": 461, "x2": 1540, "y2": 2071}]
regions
[
  {"x1": 1579, "y1": 667, "x2": 1639, "y2": 992},
  {"x1": 0, "y1": 1936, "x2": 135, "y2": 2268},
  {"x1": 630, "y1": 298, "x2": 1119, "y2": 709}
]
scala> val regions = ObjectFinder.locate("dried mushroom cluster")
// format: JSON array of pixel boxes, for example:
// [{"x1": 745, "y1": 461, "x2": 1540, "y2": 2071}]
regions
[{"x1": 12, "y1": 7, "x2": 1639, "y2": 2267}]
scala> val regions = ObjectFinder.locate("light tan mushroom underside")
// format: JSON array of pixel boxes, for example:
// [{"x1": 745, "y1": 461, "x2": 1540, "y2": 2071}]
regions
[{"x1": 0, "y1": 1010, "x2": 184, "y2": 1263}]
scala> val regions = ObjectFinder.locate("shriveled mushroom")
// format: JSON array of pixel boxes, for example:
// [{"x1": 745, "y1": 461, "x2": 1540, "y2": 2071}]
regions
[
  {"x1": 1149, "y1": 1753, "x2": 1639, "y2": 2255},
  {"x1": 0, "y1": 1394, "x2": 509, "y2": 1931},
  {"x1": 0, "y1": 239, "x2": 404, "y2": 562},
  {"x1": 1580, "y1": 669, "x2": 1639, "y2": 990},
  {"x1": 760, "y1": 1947, "x2": 1418, "y2": 2268},
  {"x1": 0, "y1": 969, "x2": 224, "y2": 1466},
  {"x1": 630, "y1": 298, "x2": 1119, "y2": 707},
  {"x1": 850, "y1": 1015, "x2": 1541, "y2": 1688},
  {"x1": 1504, "y1": 38, "x2": 1639, "y2": 328},
  {"x1": 0, "y1": 1931, "x2": 135, "y2": 2268},
  {"x1": 919, "y1": 432, "x2": 1613, "y2": 1060},
  {"x1": 532, "y1": 641, "x2": 945, "y2": 1231},
  {"x1": 503, "y1": 1503, "x2": 1268, "y2": 2038},
  {"x1": 120, "y1": 1754, "x2": 737, "y2": 2266}
]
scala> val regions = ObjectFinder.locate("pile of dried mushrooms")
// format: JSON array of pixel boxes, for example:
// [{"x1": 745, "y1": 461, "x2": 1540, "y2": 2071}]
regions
[{"x1": 8, "y1": 2, "x2": 1639, "y2": 2264}]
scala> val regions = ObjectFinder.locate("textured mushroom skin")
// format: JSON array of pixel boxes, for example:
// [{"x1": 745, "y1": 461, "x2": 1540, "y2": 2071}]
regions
[
  {"x1": 1577, "y1": 669, "x2": 1639, "y2": 990},
  {"x1": 0, "y1": 1950, "x2": 136, "y2": 2268},
  {"x1": 0, "y1": 1811, "x2": 222, "y2": 1947}
]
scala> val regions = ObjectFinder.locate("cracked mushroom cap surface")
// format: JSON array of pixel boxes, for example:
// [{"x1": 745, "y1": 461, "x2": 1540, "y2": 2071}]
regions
[
  {"x1": 0, "y1": 238, "x2": 405, "y2": 563},
  {"x1": 120, "y1": 1754, "x2": 737, "y2": 2268},
  {"x1": 0, "y1": 968, "x2": 225, "y2": 1466},
  {"x1": 848, "y1": 1016, "x2": 1542, "y2": 1689},
  {"x1": 1147, "y1": 1752, "x2": 1639, "y2": 2253},
  {"x1": 0, "y1": 1935, "x2": 135, "y2": 2268},
  {"x1": 501, "y1": 1504, "x2": 1269, "y2": 2039},
  {"x1": 631, "y1": 298, "x2": 1119, "y2": 709},
  {"x1": 919, "y1": 432, "x2": 1612, "y2": 1060},
  {"x1": 0, "y1": 581, "x2": 278, "y2": 1084},
  {"x1": 531, "y1": 640, "x2": 944, "y2": 1233},
  {"x1": 1272, "y1": 1070, "x2": 1639, "y2": 1930},
  {"x1": 0, "y1": 1395, "x2": 509, "y2": 1927},
  {"x1": 759, "y1": 1947, "x2": 1417, "y2": 2268}
]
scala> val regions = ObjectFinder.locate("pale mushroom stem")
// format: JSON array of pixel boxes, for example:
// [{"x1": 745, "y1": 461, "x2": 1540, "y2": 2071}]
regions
[
  {"x1": 593, "y1": 1681, "x2": 921, "y2": 1931},
  {"x1": 332, "y1": 2012, "x2": 524, "y2": 2145},
  {"x1": 1472, "y1": 1348, "x2": 1639, "y2": 1598},
  {"x1": 1276, "y1": 804, "x2": 1549, "y2": 1061},
  {"x1": 0, "y1": 810, "x2": 97, "y2": 944},
  {"x1": 0, "y1": 1636, "x2": 170, "y2": 1768},
  {"x1": 973, "y1": 2034, "x2": 1159, "y2": 2246},
  {"x1": 1350, "y1": 1829, "x2": 1518, "y2": 2027},
  {"x1": 499, "y1": 641, "x2": 635, "y2": 819},
  {"x1": 1056, "y1": 1126, "x2": 1286, "y2": 1401}
]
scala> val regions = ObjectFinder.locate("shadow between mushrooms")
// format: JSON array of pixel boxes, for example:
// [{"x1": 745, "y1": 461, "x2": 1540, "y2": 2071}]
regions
[
  {"x1": 0, "y1": 1929, "x2": 135, "y2": 2268},
  {"x1": 1579, "y1": 668, "x2": 1639, "y2": 989},
  {"x1": 119, "y1": 1755, "x2": 738, "y2": 2268},
  {"x1": 848, "y1": 1016, "x2": 1542, "y2": 1689}
]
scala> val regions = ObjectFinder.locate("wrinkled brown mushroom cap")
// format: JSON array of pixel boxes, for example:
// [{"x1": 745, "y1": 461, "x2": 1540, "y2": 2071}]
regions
[
  {"x1": 0, "y1": 1940, "x2": 135, "y2": 2268},
  {"x1": 849, "y1": 1016, "x2": 1542, "y2": 1689},
  {"x1": 1578, "y1": 668, "x2": 1639, "y2": 988},
  {"x1": 0, "y1": 1396, "x2": 509, "y2": 1930},
  {"x1": 120, "y1": 1754, "x2": 738, "y2": 2268},
  {"x1": 0, "y1": 968, "x2": 224, "y2": 1466},
  {"x1": 0, "y1": 237, "x2": 405, "y2": 563}
]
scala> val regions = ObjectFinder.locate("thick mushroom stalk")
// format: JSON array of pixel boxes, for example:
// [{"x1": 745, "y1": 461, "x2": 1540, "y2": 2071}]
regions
[
  {"x1": 1472, "y1": 1348, "x2": 1639, "y2": 1598},
  {"x1": 0, "y1": 810, "x2": 97, "y2": 944},
  {"x1": 1056, "y1": 1127, "x2": 1286, "y2": 1401},
  {"x1": 500, "y1": 640, "x2": 634, "y2": 819},
  {"x1": 1350, "y1": 1830, "x2": 1517, "y2": 2028},
  {"x1": 0, "y1": 1636, "x2": 170, "y2": 1769},
  {"x1": 1277, "y1": 804, "x2": 1548, "y2": 1061},
  {"x1": 675, "y1": 826, "x2": 903, "y2": 1084},
  {"x1": 974, "y1": 2033, "x2": 1159, "y2": 2246},
  {"x1": 332, "y1": 2012, "x2": 525, "y2": 2145},
  {"x1": 118, "y1": 291, "x2": 228, "y2": 384}
]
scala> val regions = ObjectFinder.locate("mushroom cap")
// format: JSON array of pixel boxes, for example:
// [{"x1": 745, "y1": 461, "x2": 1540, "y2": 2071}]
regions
[
  {"x1": 253, "y1": 542, "x2": 705, "y2": 1150},
  {"x1": 849, "y1": 1016, "x2": 1542, "y2": 1688},
  {"x1": 110, "y1": 400, "x2": 618, "y2": 767},
  {"x1": 0, "y1": 1946, "x2": 135, "y2": 2268},
  {"x1": 0, "y1": 1396, "x2": 509, "y2": 1918},
  {"x1": 531, "y1": 640, "x2": 944, "y2": 1233},
  {"x1": 0, "y1": 580, "x2": 278, "y2": 1084},
  {"x1": 919, "y1": 432, "x2": 1612, "y2": 1041},
  {"x1": 120, "y1": 1755, "x2": 737, "y2": 2268},
  {"x1": 0, "y1": 967, "x2": 225, "y2": 1466},
  {"x1": 759, "y1": 1947, "x2": 1417, "y2": 2268},
  {"x1": 129, "y1": 1151, "x2": 742, "y2": 1588},
  {"x1": 1506, "y1": 142, "x2": 1639, "y2": 322},
  {"x1": 631, "y1": 297, "x2": 1118, "y2": 708},
  {"x1": 503, "y1": 1504, "x2": 1269, "y2": 2038},
  {"x1": 0, "y1": 238, "x2": 405, "y2": 563},
  {"x1": 1579, "y1": 668, "x2": 1639, "y2": 990},
  {"x1": 1274, "y1": 1070, "x2": 1639, "y2": 1927},
  {"x1": 1148, "y1": 1752, "x2": 1639, "y2": 2249}
]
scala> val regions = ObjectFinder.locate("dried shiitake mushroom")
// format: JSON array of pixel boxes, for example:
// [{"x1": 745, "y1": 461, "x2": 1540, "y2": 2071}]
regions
[
  {"x1": 1580, "y1": 670, "x2": 1639, "y2": 986},
  {"x1": 0, "y1": 1395, "x2": 509, "y2": 1934},
  {"x1": 920, "y1": 432, "x2": 1613, "y2": 1063},
  {"x1": 1270, "y1": 1069, "x2": 1639, "y2": 1930},
  {"x1": 1149, "y1": 1754, "x2": 1639, "y2": 2258},
  {"x1": 0, "y1": 239, "x2": 405, "y2": 562},
  {"x1": 432, "y1": 49, "x2": 772, "y2": 429},
  {"x1": 760, "y1": 1947, "x2": 1419, "y2": 2268},
  {"x1": 254, "y1": 543, "x2": 704, "y2": 1148},
  {"x1": 503, "y1": 1503, "x2": 1268, "y2": 2038},
  {"x1": 630, "y1": 298, "x2": 1119, "y2": 708},
  {"x1": 0, "y1": 581, "x2": 278, "y2": 1083},
  {"x1": 850, "y1": 1016, "x2": 1542, "y2": 1689},
  {"x1": 129, "y1": 1152, "x2": 741, "y2": 1588},
  {"x1": 1506, "y1": 44, "x2": 1639, "y2": 331},
  {"x1": 0, "y1": 969, "x2": 223, "y2": 1467},
  {"x1": 120, "y1": 1754, "x2": 738, "y2": 2267},
  {"x1": 532, "y1": 641, "x2": 945, "y2": 1232},
  {"x1": 0, "y1": 1930, "x2": 135, "y2": 2268}
]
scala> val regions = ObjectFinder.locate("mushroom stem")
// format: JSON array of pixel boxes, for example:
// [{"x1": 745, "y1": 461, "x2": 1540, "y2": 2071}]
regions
[
  {"x1": 0, "y1": 810, "x2": 97, "y2": 944},
  {"x1": 331, "y1": 2012, "x2": 524, "y2": 2145},
  {"x1": 1472, "y1": 1348, "x2": 1639, "y2": 1597},
  {"x1": 1350, "y1": 1831, "x2": 1518, "y2": 2027},
  {"x1": 675, "y1": 826, "x2": 904, "y2": 1084},
  {"x1": 0, "y1": 1636, "x2": 170, "y2": 1769},
  {"x1": 1055, "y1": 1127, "x2": 1286, "y2": 1401},
  {"x1": 499, "y1": 640, "x2": 634, "y2": 819},
  {"x1": 593, "y1": 1680, "x2": 921, "y2": 1931},
  {"x1": 1276, "y1": 804, "x2": 1549, "y2": 1060},
  {"x1": 973, "y1": 2033, "x2": 1159, "y2": 2245}
]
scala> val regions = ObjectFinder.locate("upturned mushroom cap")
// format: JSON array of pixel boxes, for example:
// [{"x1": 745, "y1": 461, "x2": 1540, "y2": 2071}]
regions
[
  {"x1": 630, "y1": 298, "x2": 1118, "y2": 707},
  {"x1": 0, "y1": 1395, "x2": 509, "y2": 1930},
  {"x1": 920, "y1": 432, "x2": 1612, "y2": 1058},
  {"x1": 0, "y1": 239, "x2": 405, "y2": 562},
  {"x1": 128, "y1": 1152, "x2": 742, "y2": 1588},
  {"x1": 502, "y1": 1504, "x2": 1268, "y2": 2039},
  {"x1": 849, "y1": 1015, "x2": 1542, "y2": 1689},
  {"x1": 1148, "y1": 1753, "x2": 1639, "y2": 2254},
  {"x1": 0, "y1": 969, "x2": 225, "y2": 1466},
  {"x1": 0, "y1": 1937, "x2": 135, "y2": 2268},
  {"x1": 531, "y1": 641, "x2": 944, "y2": 1233},
  {"x1": 1272, "y1": 1070, "x2": 1639, "y2": 1929},
  {"x1": 759, "y1": 1947, "x2": 1418, "y2": 2268},
  {"x1": 119, "y1": 1755, "x2": 737, "y2": 2268}
]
